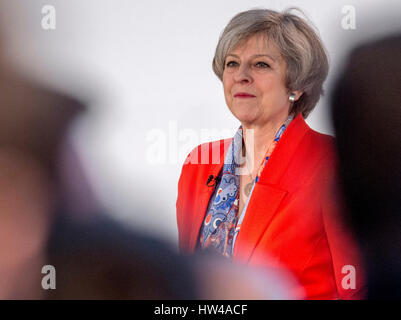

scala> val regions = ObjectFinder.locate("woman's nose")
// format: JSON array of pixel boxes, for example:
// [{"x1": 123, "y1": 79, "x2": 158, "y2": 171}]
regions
[{"x1": 233, "y1": 65, "x2": 252, "y2": 84}]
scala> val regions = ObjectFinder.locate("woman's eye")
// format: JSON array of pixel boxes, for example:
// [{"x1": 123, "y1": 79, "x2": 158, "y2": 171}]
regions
[
  {"x1": 226, "y1": 61, "x2": 238, "y2": 68},
  {"x1": 255, "y1": 61, "x2": 270, "y2": 68}
]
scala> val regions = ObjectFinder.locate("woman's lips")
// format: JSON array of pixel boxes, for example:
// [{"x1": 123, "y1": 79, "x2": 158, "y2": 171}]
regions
[{"x1": 234, "y1": 92, "x2": 256, "y2": 98}]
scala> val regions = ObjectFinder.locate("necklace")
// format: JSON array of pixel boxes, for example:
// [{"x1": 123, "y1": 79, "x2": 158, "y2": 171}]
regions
[
  {"x1": 243, "y1": 179, "x2": 254, "y2": 197},
  {"x1": 240, "y1": 142, "x2": 257, "y2": 198},
  {"x1": 240, "y1": 115, "x2": 294, "y2": 199},
  {"x1": 242, "y1": 154, "x2": 261, "y2": 198},
  {"x1": 241, "y1": 135, "x2": 276, "y2": 197}
]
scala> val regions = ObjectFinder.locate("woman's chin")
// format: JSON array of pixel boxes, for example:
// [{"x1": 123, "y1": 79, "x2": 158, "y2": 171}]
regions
[
  {"x1": 230, "y1": 109, "x2": 259, "y2": 125},
  {"x1": 235, "y1": 116, "x2": 257, "y2": 126}
]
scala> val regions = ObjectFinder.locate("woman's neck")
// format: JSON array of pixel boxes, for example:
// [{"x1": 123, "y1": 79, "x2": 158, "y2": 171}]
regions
[{"x1": 240, "y1": 116, "x2": 288, "y2": 177}]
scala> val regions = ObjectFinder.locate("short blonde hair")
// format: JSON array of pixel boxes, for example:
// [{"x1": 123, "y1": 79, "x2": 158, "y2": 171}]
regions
[{"x1": 212, "y1": 8, "x2": 329, "y2": 118}]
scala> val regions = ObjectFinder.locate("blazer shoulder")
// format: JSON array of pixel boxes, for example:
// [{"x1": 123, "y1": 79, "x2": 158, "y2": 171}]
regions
[
  {"x1": 305, "y1": 128, "x2": 338, "y2": 163},
  {"x1": 307, "y1": 128, "x2": 335, "y2": 148}
]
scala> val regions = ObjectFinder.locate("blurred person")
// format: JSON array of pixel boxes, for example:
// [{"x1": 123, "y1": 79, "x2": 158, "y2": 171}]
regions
[
  {"x1": 176, "y1": 8, "x2": 365, "y2": 299},
  {"x1": 331, "y1": 34, "x2": 401, "y2": 299}
]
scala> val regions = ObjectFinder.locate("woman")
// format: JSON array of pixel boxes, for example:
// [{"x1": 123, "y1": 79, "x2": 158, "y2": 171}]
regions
[{"x1": 176, "y1": 8, "x2": 365, "y2": 299}]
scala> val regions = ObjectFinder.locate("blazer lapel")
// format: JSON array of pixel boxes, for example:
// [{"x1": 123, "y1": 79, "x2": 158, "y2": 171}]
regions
[
  {"x1": 233, "y1": 183, "x2": 288, "y2": 263},
  {"x1": 233, "y1": 115, "x2": 310, "y2": 263}
]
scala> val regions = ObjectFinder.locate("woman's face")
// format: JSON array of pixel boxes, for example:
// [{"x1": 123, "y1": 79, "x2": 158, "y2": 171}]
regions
[{"x1": 223, "y1": 33, "x2": 294, "y2": 128}]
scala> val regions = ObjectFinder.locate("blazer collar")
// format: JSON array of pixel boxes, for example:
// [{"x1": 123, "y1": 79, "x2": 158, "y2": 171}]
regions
[
  {"x1": 188, "y1": 115, "x2": 311, "y2": 255},
  {"x1": 258, "y1": 114, "x2": 310, "y2": 185},
  {"x1": 206, "y1": 114, "x2": 310, "y2": 179}
]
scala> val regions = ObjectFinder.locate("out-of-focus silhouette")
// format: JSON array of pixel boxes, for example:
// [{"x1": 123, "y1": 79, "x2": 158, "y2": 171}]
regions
[
  {"x1": 331, "y1": 34, "x2": 401, "y2": 299},
  {"x1": 0, "y1": 53, "x2": 87, "y2": 298}
]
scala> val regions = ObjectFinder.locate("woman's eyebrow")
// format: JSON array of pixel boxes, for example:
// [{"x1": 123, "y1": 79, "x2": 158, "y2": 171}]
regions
[
  {"x1": 226, "y1": 53, "x2": 276, "y2": 62},
  {"x1": 252, "y1": 54, "x2": 276, "y2": 62}
]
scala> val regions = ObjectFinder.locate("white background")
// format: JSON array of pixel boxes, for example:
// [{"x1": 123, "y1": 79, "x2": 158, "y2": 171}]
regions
[{"x1": 0, "y1": 0, "x2": 400, "y2": 248}]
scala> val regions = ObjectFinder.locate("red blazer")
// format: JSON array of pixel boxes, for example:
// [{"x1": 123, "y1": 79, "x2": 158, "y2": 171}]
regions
[{"x1": 176, "y1": 115, "x2": 365, "y2": 299}]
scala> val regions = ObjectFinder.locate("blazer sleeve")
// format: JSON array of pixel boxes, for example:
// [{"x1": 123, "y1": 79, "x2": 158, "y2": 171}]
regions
[
  {"x1": 176, "y1": 150, "x2": 192, "y2": 254},
  {"x1": 176, "y1": 145, "x2": 201, "y2": 254}
]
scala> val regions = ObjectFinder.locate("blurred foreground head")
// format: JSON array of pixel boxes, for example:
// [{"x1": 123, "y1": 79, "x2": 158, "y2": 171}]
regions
[
  {"x1": 331, "y1": 34, "x2": 401, "y2": 299},
  {"x1": 0, "y1": 66, "x2": 84, "y2": 187}
]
